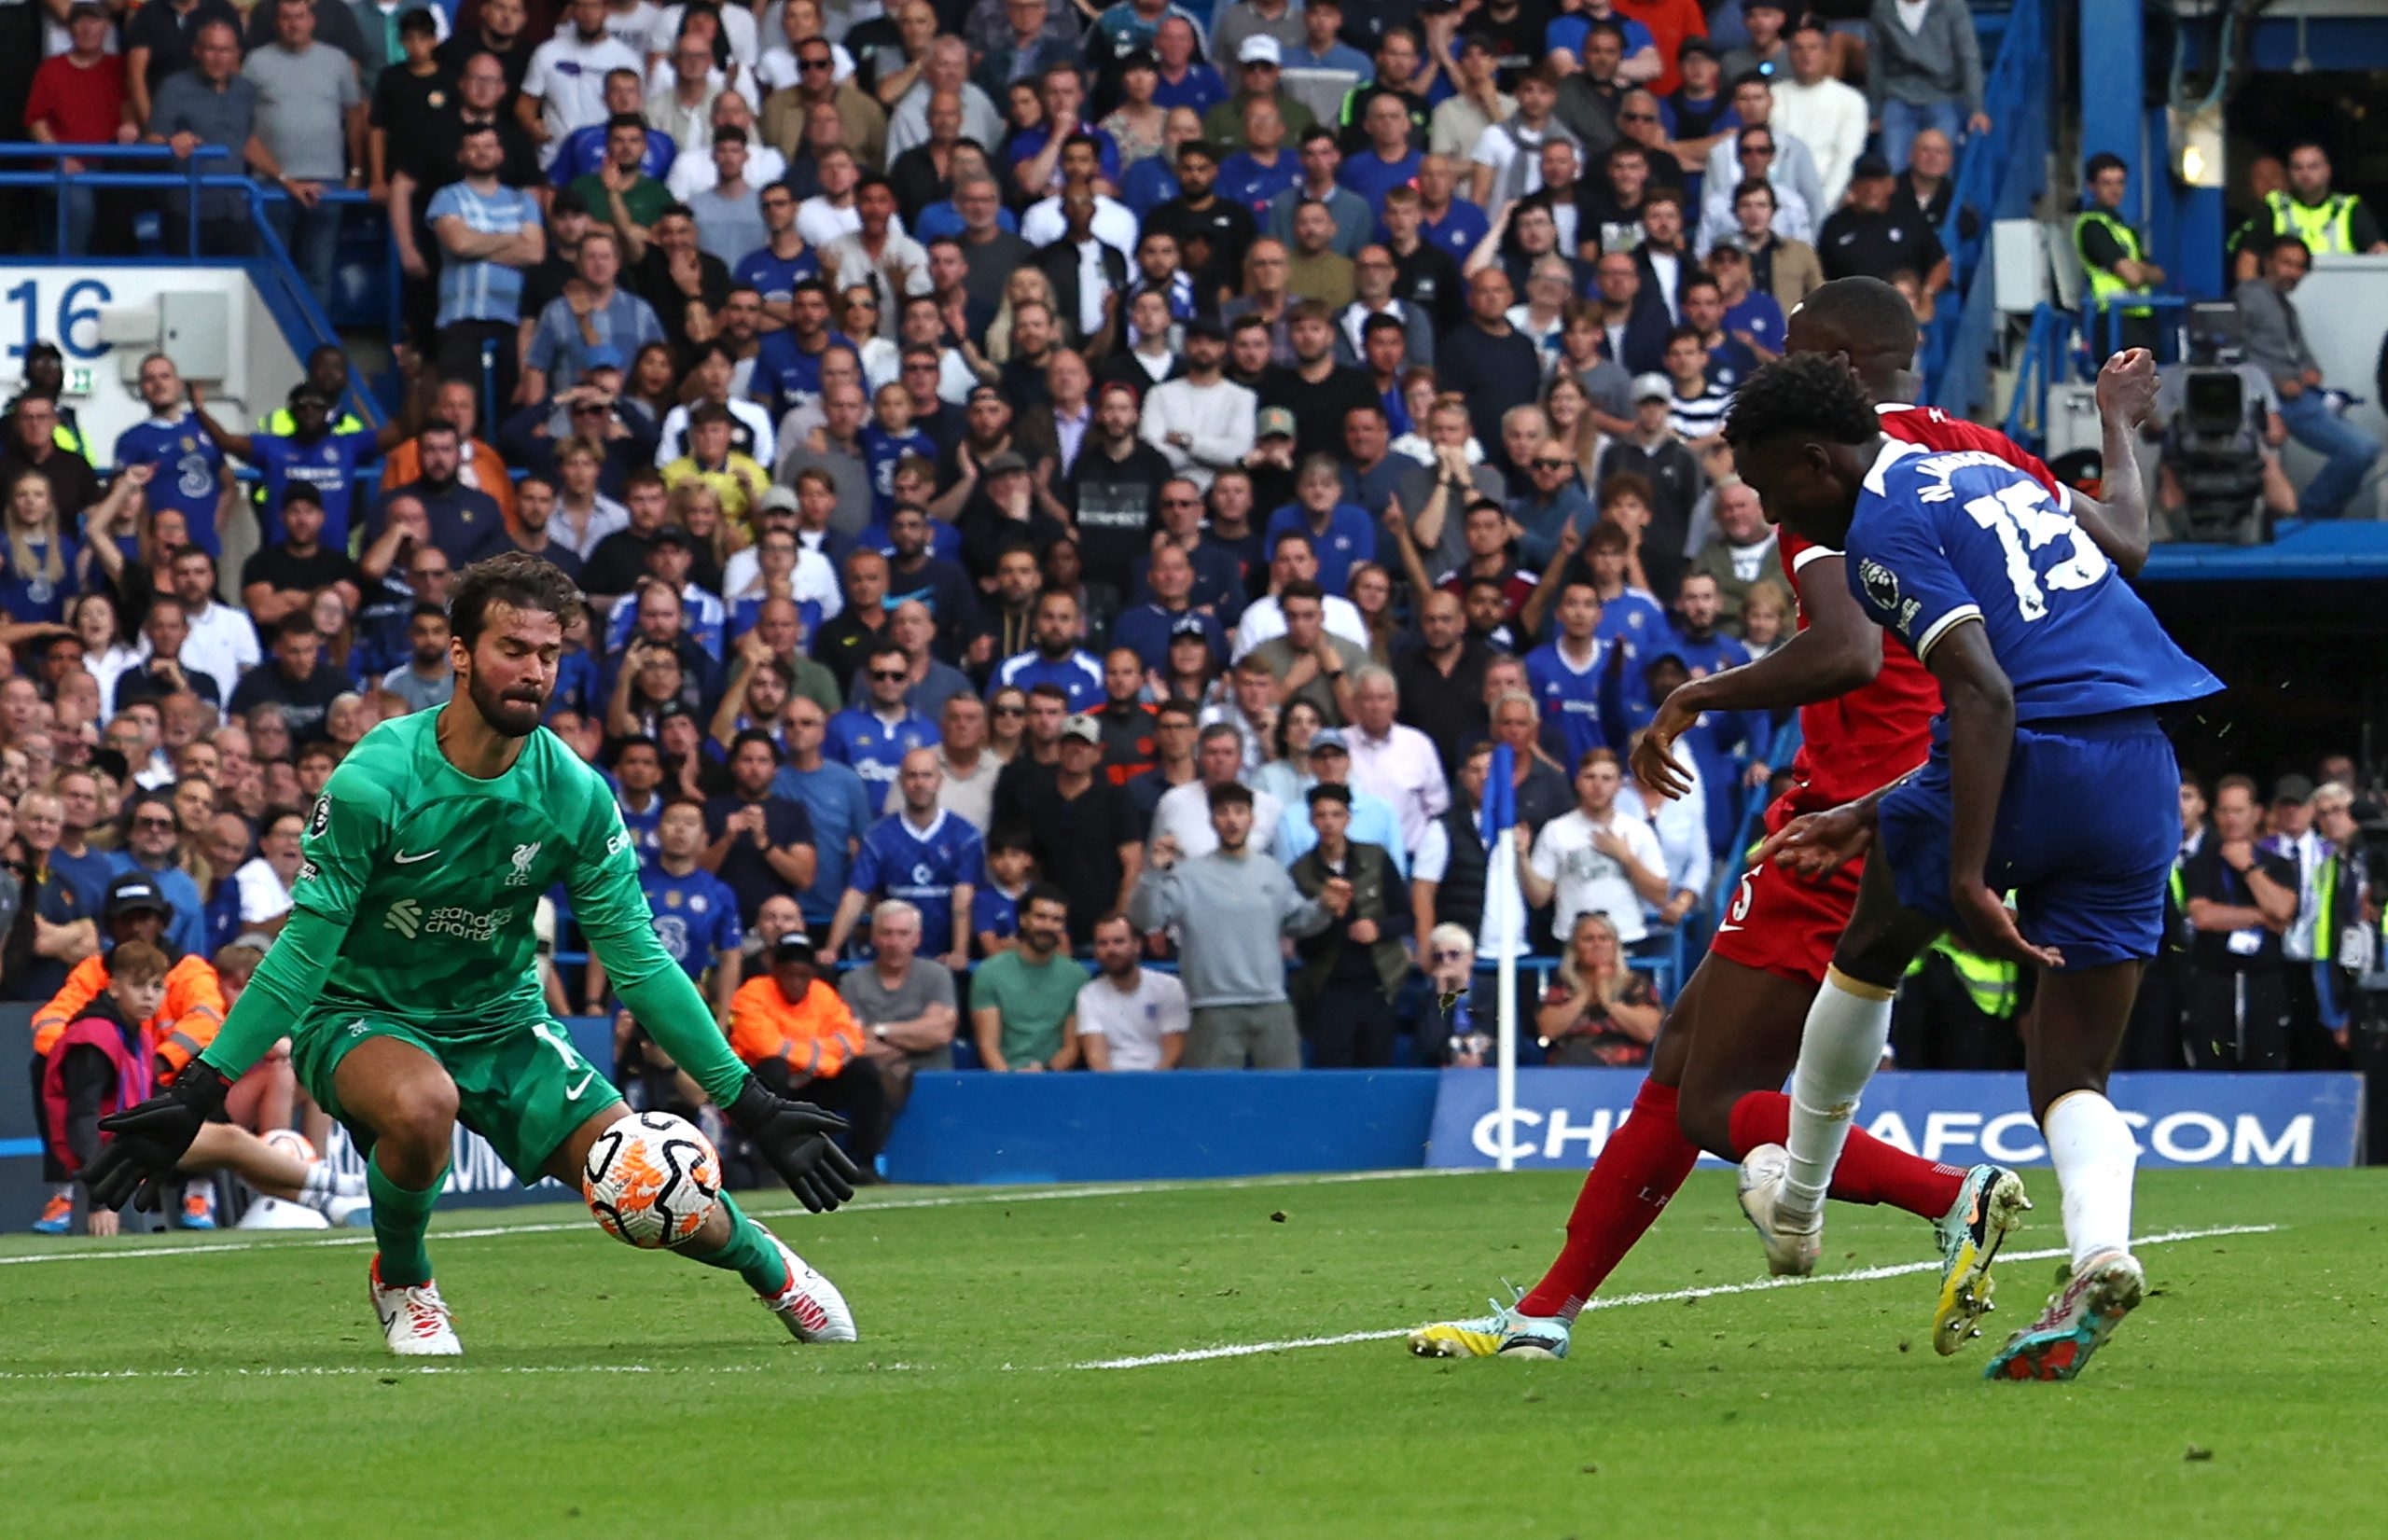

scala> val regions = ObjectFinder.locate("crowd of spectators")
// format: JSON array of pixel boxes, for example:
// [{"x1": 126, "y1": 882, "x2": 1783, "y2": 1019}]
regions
[
  {"x1": 1889, "y1": 759, "x2": 2384, "y2": 1083},
  {"x1": 24, "y1": 2, "x2": 2372, "y2": 1208}
]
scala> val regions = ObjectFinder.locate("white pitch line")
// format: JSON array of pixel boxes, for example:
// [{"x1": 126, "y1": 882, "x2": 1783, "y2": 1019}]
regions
[
  {"x1": 0, "y1": 1363, "x2": 812, "y2": 1383},
  {"x1": 1070, "y1": 1223, "x2": 2283, "y2": 1370},
  {"x1": 0, "y1": 1169, "x2": 1465, "y2": 1268}
]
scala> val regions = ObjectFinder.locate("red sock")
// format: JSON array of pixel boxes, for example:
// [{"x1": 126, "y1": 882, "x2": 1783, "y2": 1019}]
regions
[
  {"x1": 1517, "y1": 1080, "x2": 1701, "y2": 1320},
  {"x1": 1727, "y1": 1089, "x2": 1968, "y2": 1219}
]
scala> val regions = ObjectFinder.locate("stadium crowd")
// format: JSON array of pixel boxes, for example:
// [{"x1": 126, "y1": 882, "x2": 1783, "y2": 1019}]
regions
[{"x1": 2, "y1": 1, "x2": 2381, "y2": 1229}]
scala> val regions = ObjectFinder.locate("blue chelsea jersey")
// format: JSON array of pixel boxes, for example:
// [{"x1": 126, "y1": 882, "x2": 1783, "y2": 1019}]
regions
[
  {"x1": 638, "y1": 862, "x2": 743, "y2": 980},
  {"x1": 1845, "y1": 443, "x2": 2222, "y2": 723},
  {"x1": 113, "y1": 414, "x2": 228, "y2": 553},
  {"x1": 849, "y1": 810, "x2": 984, "y2": 959},
  {"x1": 822, "y1": 704, "x2": 940, "y2": 787}
]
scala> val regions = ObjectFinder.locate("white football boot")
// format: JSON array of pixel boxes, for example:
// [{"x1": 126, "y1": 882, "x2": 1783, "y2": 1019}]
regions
[
  {"x1": 370, "y1": 1255, "x2": 464, "y2": 1357},
  {"x1": 758, "y1": 1231, "x2": 857, "y2": 1343},
  {"x1": 1736, "y1": 1143, "x2": 1824, "y2": 1277}
]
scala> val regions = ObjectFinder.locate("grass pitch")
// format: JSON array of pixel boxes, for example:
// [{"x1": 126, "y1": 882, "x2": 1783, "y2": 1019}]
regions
[{"x1": 3, "y1": 1167, "x2": 2382, "y2": 1539}]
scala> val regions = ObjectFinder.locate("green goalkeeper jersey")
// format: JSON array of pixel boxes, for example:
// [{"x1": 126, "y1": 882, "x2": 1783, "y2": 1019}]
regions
[{"x1": 196, "y1": 710, "x2": 751, "y2": 1105}]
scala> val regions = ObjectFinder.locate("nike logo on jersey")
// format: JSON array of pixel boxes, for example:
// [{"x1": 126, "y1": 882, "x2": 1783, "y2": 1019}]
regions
[
  {"x1": 394, "y1": 849, "x2": 440, "y2": 864},
  {"x1": 565, "y1": 1070, "x2": 595, "y2": 1100}
]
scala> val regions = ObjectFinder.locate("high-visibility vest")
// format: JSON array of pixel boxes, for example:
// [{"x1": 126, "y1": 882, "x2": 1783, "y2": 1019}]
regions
[
  {"x1": 2264, "y1": 188, "x2": 2359, "y2": 257},
  {"x1": 2314, "y1": 851, "x2": 2338, "y2": 963},
  {"x1": 1907, "y1": 935, "x2": 2020, "y2": 1019},
  {"x1": 2074, "y1": 209, "x2": 2153, "y2": 317}
]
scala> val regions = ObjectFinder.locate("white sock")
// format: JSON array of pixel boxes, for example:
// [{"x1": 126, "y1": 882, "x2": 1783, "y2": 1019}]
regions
[
  {"x1": 297, "y1": 1162, "x2": 337, "y2": 1211},
  {"x1": 1779, "y1": 968, "x2": 1896, "y2": 1224},
  {"x1": 2043, "y1": 1091, "x2": 2138, "y2": 1269}
]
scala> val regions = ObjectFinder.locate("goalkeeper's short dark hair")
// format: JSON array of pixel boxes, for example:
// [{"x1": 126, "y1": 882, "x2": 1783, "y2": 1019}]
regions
[
  {"x1": 449, "y1": 551, "x2": 589, "y2": 649},
  {"x1": 1721, "y1": 354, "x2": 1879, "y2": 455}
]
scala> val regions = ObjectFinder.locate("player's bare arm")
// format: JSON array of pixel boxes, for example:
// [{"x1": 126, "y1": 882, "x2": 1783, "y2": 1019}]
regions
[
  {"x1": 1631, "y1": 550, "x2": 1883, "y2": 800},
  {"x1": 2063, "y1": 347, "x2": 2161, "y2": 576}
]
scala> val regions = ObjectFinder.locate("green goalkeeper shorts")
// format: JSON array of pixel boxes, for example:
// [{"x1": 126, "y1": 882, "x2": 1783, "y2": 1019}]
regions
[{"x1": 291, "y1": 1009, "x2": 624, "y2": 1185}]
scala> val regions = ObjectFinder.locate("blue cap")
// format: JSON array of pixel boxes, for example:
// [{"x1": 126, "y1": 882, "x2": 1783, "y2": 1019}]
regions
[
  {"x1": 1309, "y1": 728, "x2": 1350, "y2": 754},
  {"x1": 582, "y1": 344, "x2": 626, "y2": 372}
]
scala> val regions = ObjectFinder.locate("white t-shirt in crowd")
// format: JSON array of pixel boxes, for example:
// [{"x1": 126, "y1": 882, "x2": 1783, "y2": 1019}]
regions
[
  {"x1": 1230, "y1": 592, "x2": 1370, "y2": 659},
  {"x1": 1145, "y1": 779, "x2": 1284, "y2": 863},
  {"x1": 1411, "y1": 819, "x2": 1530, "y2": 961},
  {"x1": 1529, "y1": 807, "x2": 1665, "y2": 945},
  {"x1": 522, "y1": 31, "x2": 644, "y2": 162},
  {"x1": 1074, "y1": 967, "x2": 1190, "y2": 1071},
  {"x1": 233, "y1": 857, "x2": 294, "y2": 926}
]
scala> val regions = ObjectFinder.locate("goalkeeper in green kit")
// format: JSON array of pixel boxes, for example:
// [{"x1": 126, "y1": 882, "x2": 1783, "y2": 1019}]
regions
[{"x1": 83, "y1": 555, "x2": 861, "y2": 1357}]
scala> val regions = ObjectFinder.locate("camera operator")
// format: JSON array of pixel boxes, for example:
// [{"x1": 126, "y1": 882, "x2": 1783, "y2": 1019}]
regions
[{"x1": 2152, "y1": 319, "x2": 2296, "y2": 544}]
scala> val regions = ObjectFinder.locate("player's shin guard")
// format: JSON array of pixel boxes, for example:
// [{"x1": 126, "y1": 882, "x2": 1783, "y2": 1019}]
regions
[
  {"x1": 1516, "y1": 1080, "x2": 1701, "y2": 1321},
  {"x1": 682, "y1": 1193, "x2": 790, "y2": 1295},
  {"x1": 1778, "y1": 967, "x2": 1896, "y2": 1225},
  {"x1": 2042, "y1": 1090, "x2": 2136, "y2": 1270},
  {"x1": 366, "y1": 1150, "x2": 446, "y2": 1287},
  {"x1": 1727, "y1": 1089, "x2": 1969, "y2": 1220}
]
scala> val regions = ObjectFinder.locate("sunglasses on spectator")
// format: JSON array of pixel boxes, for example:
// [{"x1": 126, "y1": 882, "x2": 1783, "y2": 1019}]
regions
[
  {"x1": 993, "y1": 704, "x2": 1026, "y2": 716},
  {"x1": 798, "y1": 54, "x2": 832, "y2": 69},
  {"x1": 1618, "y1": 111, "x2": 1659, "y2": 123},
  {"x1": 1742, "y1": 143, "x2": 1775, "y2": 157},
  {"x1": 1534, "y1": 457, "x2": 1571, "y2": 471},
  {"x1": 870, "y1": 669, "x2": 909, "y2": 682},
  {"x1": 133, "y1": 815, "x2": 178, "y2": 831}
]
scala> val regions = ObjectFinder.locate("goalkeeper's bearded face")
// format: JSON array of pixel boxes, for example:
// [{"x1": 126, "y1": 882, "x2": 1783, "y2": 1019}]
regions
[{"x1": 460, "y1": 603, "x2": 562, "y2": 739}]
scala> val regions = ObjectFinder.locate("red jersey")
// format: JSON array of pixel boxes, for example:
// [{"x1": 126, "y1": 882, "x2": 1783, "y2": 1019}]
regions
[{"x1": 1778, "y1": 404, "x2": 2061, "y2": 809}]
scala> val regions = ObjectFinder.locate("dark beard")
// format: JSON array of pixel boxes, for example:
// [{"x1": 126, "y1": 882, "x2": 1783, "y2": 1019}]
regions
[{"x1": 466, "y1": 667, "x2": 548, "y2": 739}]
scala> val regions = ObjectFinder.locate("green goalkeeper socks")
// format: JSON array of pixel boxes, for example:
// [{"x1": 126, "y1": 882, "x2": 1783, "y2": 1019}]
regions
[
  {"x1": 368, "y1": 1150, "x2": 446, "y2": 1288},
  {"x1": 685, "y1": 1194, "x2": 789, "y2": 1296}
]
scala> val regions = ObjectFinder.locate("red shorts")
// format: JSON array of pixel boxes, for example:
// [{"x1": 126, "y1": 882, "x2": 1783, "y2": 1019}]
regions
[{"x1": 1705, "y1": 790, "x2": 1864, "y2": 986}]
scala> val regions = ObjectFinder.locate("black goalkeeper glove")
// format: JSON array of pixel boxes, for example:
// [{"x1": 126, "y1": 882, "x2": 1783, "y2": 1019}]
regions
[
  {"x1": 84, "y1": 1062, "x2": 235, "y2": 1214},
  {"x1": 726, "y1": 1075, "x2": 861, "y2": 1214}
]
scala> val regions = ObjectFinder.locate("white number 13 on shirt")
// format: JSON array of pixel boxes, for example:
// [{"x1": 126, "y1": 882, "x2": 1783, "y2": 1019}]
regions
[{"x1": 1960, "y1": 480, "x2": 2109, "y2": 620}]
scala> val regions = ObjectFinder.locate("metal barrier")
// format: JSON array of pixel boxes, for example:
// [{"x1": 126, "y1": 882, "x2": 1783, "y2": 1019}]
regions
[
  {"x1": 1708, "y1": 715, "x2": 1803, "y2": 919},
  {"x1": 1999, "y1": 295, "x2": 2191, "y2": 450},
  {"x1": 0, "y1": 143, "x2": 390, "y2": 428}
]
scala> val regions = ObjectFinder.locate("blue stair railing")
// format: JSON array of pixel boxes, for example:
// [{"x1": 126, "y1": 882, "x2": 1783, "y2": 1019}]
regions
[
  {"x1": 0, "y1": 143, "x2": 387, "y2": 431},
  {"x1": 1919, "y1": 0, "x2": 2053, "y2": 417}
]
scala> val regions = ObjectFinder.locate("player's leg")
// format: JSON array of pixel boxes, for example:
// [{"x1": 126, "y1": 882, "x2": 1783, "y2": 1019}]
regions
[
  {"x1": 1984, "y1": 719, "x2": 2181, "y2": 1381},
  {"x1": 221, "y1": 1050, "x2": 298, "y2": 1134},
  {"x1": 1411, "y1": 965, "x2": 1728, "y2": 1359},
  {"x1": 542, "y1": 1103, "x2": 857, "y2": 1343},
  {"x1": 330, "y1": 1034, "x2": 461, "y2": 1289},
  {"x1": 307, "y1": 1029, "x2": 466, "y2": 1356},
  {"x1": 178, "y1": 1121, "x2": 368, "y2": 1216},
  {"x1": 187, "y1": 1051, "x2": 303, "y2": 1228},
  {"x1": 1985, "y1": 961, "x2": 2149, "y2": 1381},
  {"x1": 1740, "y1": 850, "x2": 1947, "y2": 1268}
]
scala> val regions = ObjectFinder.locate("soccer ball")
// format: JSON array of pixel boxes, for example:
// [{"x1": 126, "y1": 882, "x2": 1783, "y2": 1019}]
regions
[
  {"x1": 582, "y1": 1112, "x2": 723, "y2": 1248},
  {"x1": 261, "y1": 1129, "x2": 318, "y2": 1164}
]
